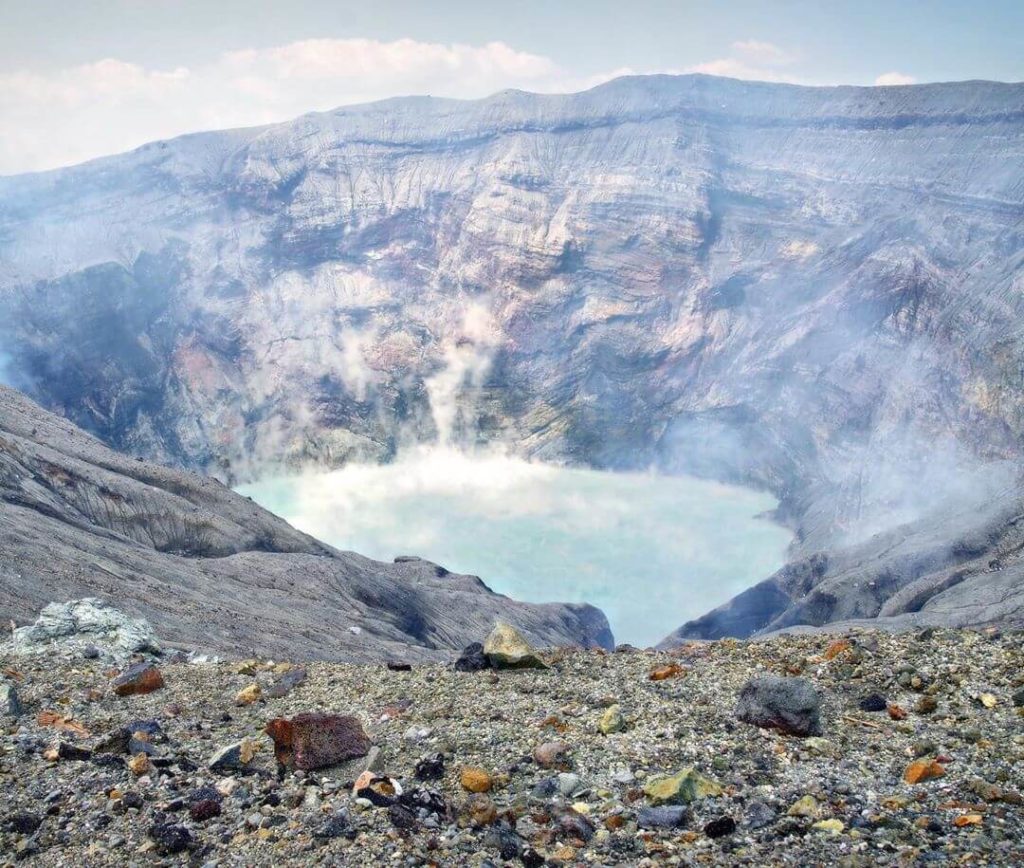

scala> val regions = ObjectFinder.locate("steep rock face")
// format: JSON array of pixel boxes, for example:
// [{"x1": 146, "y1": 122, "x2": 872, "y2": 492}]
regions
[
  {"x1": 660, "y1": 482, "x2": 1024, "y2": 644},
  {"x1": 1, "y1": 74, "x2": 1023, "y2": 636},
  {"x1": 0, "y1": 385, "x2": 612, "y2": 659}
]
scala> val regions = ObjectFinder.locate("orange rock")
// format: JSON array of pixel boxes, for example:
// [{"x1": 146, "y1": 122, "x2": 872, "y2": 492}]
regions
[
  {"x1": 127, "y1": 753, "x2": 151, "y2": 776},
  {"x1": 649, "y1": 663, "x2": 685, "y2": 681},
  {"x1": 904, "y1": 759, "x2": 946, "y2": 784},
  {"x1": 604, "y1": 814, "x2": 626, "y2": 831},
  {"x1": 823, "y1": 639, "x2": 851, "y2": 661},
  {"x1": 461, "y1": 767, "x2": 493, "y2": 793},
  {"x1": 887, "y1": 703, "x2": 907, "y2": 720},
  {"x1": 954, "y1": 813, "x2": 983, "y2": 827}
]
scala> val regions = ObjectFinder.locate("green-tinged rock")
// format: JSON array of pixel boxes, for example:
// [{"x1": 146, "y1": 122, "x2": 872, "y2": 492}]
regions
[
  {"x1": 483, "y1": 622, "x2": 547, "y2": 670},
  {"x1": 787, "y1": 795, "x2": 821, "y2": 818},
  {"x1": 643, "y1": 768, "x2": 722, "y2": 805},
  {"x1": 599, "y1": 704, "x2": 626, "y2": 735},
  {"x1": 813, "y1": 819, "x2": 844, "y2": 835}
]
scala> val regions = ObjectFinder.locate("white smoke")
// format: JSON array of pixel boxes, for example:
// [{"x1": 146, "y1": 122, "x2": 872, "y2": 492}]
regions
[{"x1": 424, "y1": 301, "x2": 502, "y2": 449}]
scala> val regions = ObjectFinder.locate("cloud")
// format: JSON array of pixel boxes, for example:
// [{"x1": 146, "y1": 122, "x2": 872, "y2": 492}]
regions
[
  {"x1": 686, "y1": 39, "x2": 802, "y2": 84},
  {"x1": 874, "y1": 71, "x2": 917, "y2": 86},
  {"x1": 0, "y1": 38, "x2": 594, "y2": 175}
]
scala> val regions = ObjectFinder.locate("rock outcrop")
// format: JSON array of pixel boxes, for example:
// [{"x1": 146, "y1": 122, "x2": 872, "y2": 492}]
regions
[
  {"x1": 0, "y1": 385, "x2": 613, "y2": 660},
  {"x1": 10, "y1": 598, "x2": 159, "y2": 663}
]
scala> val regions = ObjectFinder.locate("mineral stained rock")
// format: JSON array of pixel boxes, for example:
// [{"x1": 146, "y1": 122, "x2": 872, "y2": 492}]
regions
[{"x1": 266, "y1": 713, "x2": 372, "y2": 771}]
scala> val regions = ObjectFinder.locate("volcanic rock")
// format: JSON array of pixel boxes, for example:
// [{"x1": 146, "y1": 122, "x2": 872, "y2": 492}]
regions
[
  {"x1": 266, "y1": 713, "x2": 372, "y2": 771},
  {"x1": 110, "y1": 662, "x2": 165, "y2": 697},
  {"x1": 735, "y1": 675, "x2": 822, "y2": 737}
]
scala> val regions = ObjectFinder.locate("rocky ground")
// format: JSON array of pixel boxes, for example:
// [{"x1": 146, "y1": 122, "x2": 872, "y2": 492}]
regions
[{"x1": 2, "y1": 624, "x2": 1023, "y2": 867}]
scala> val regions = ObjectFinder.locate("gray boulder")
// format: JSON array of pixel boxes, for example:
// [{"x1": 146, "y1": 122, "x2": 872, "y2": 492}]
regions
[
  {"x1": 735, "y1": 675, "x2": 822, "y2": 737},
  {"x1": 9, "y1": 598, "x2": 159, "y2": 663}
]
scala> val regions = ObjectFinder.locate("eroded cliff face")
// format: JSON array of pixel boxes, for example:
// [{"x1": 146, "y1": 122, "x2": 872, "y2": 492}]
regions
[{"x1": 1, "y1": 75, "x2": 1023, "y2": 555}]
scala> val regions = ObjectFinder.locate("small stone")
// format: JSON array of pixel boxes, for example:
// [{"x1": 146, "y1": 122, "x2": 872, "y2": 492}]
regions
[
  {"x1": 1, "y1": 682, "x2": 23, "y2": 718},
  {"x1": 744, "y1": 801, "x2": 776, "y2": 829},
  {"x1": 111, "y1": 663, "x2": 164, "y2": 697},
  {"x1": 235, "y1": 683, "x2": 261, "y2": 706},
  {"x1": 887, "y1": 703, "x2": 908, "y2": 720},
  {"x1": 823, "y1": 639, "x2": 851, "y2": 660},
  {"x1": 189, "y1": 799, "x2": 221, "y2": 822},
  {"x1": 787, "y1": 795, "x2": 821, "y2": 818},
  {"x1": 858, "y1": 693, "x2": 887, "y2": 712},
  {"x1": 638, "y1": 806, "x2": 688, "y2": 829},
  {"x1": 557, "y1": 773, "x2": 581, "y2": 796},
  {"x1": 127, "y1": 753, "x2": 151, "y2": 776},
  {"x1": 453, "y1": 642, "x2": 490, "y2": 672},
  {"x1": 954, "y1": 813, "x2": 983, "y2": 827},
  {"x1": 415, "y1": 752, "x2": 445, "y2": 781},
  {"x1": 1011, "y1": 686, "x2": 1024, "y2": 708},
  {"x1": 556, "y1": 808, "x2": 595, "y2": 841},
  {"x1": 460, "y1": 767, "x2": 493, "y2": 793},
  {"x1": 649, "y1": 663, "x2": 686, "y2": 681},
  {"x1": 4, "y1": 813, "x2": 43, "y2": 835},
  {"x1": 314, "y1": 811, "x2": 351, "y2": 840},
  {"x1": 813, "y1": 819, "x2": 845, "y2": 835},
  {"x1": 266, "y1": 713, "x2": 372, "y2": 770},
  {"x1": 598, "y1": 704, "x2": 626, "y2": 734},
  {"x1": 977, "y1": 693, "x2": 997, "y2": 709},
  {"x1": 916, "y1": 695, "x2": 938, "y2": 714},
  {"x1": 904, "y1": 759, "x2": 946, "y2": 784},
  {"x1": 643, "y1": 768, "x2": 722, "y2": 805},
  {"x1": 148, "y1": 822, "x2": 192, "y2": 855},
  {"x1": 463, "y1": 794, "x2": 498, "y2": 826},
  {"x1": 735, "y1": 675, "x2": 822, "y2": 737},
  {"x1": 533, "y1": 741, "x2": 571, "y2": 769},
  {"x1": 704, "y1": 816, "x2": 736, "y2": 838},
  {"x1": 208, "y1": 738, "x2": 258, "y2": 773},
  {"x1": 386, "y1": 661, "x2": 412, "y2": 672},
  {"x1": 266, "y1": 667, "x2": 307, "y2": 699},
  {"x1": 483, "y1": 622, "x2": 547, "y2": 669}
]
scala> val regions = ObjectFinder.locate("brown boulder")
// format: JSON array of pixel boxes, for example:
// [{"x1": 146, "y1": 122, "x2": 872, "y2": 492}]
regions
[{"x1": 265, "y1": 713, "x2": 371, "y2": 771}]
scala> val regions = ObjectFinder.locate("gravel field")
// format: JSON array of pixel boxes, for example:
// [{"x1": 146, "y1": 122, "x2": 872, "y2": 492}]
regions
[{"x1": 2, "y1": 626, "x2": 1023, "y2": 866}]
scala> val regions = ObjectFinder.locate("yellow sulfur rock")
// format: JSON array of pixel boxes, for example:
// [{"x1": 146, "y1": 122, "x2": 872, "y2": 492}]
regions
[{"x1": 235, "y1": 683, "x2": 261, "y2": 706}]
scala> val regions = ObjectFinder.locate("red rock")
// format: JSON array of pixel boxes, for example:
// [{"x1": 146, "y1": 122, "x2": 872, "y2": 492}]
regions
[
  {"x1": 265, "y1": 713, "x2": 371, "y2": 771},
  {"x1": 111, "y1": 663, "x2": 164, "y2": 697}
]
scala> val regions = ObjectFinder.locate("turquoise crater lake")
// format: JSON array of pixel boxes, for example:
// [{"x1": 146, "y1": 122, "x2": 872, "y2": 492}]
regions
[{"x1": 239, "y1": 449, "x2": 792, "y2": 647}]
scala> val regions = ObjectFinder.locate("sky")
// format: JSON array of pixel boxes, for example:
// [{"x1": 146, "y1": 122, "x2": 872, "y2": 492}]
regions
[{"x1": 1, "y1": 0, "x2": 1022, "y2": 175}]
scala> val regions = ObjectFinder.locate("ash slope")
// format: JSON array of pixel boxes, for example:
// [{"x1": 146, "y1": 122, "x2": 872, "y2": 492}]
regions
[
  {"x1": 0, "y1": 385, "x2": 612, "y2": 660},
  {"x1": 2, "y1": 74, "x2": 1024, "y2": 637}
]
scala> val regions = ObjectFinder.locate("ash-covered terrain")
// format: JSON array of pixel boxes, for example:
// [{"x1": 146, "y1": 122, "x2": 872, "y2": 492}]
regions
[{"x1": 2, "y1": 73, "x2": 1024, "y2": 638}]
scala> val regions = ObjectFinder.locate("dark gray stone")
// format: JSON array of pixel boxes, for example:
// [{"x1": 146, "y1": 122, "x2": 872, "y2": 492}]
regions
[
  {"x1": 638, "y1": 806, "x2": 688, "y2": 829},
  {"x1": 735, "y1": 675, "x2": 822, "y2": 737}
]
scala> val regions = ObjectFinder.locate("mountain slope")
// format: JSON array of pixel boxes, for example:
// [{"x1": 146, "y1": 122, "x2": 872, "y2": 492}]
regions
[
  {"x1": 0, "y1": 385, "x2": 612, "y2": 659},
  {"x1": 1, "y1": 74, "x2": 1023, "y2": 635}
]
